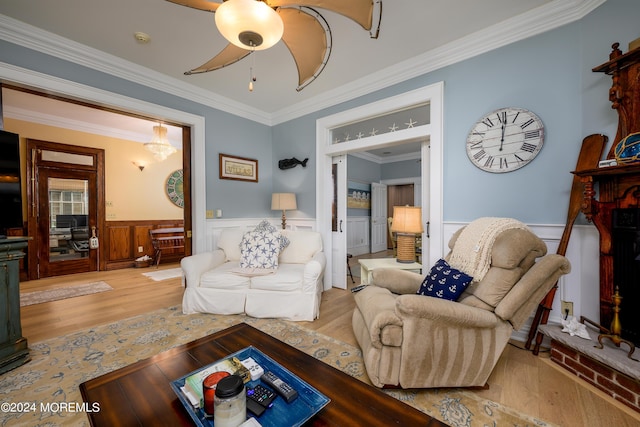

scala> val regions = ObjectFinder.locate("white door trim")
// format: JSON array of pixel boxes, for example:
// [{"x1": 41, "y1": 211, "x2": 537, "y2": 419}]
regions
[
  {"x1": 370, "y1": 182, "x2": 387, "y2": 253},
  {"x1": 0, "y1": 62, "x2": 207, "y2": 254},
  {"x1": 316, "y1": 82, "x2": 444, "y2": 289},
  {"x1": 331, "y1": 155, "x2": 347, "y2": 289}
]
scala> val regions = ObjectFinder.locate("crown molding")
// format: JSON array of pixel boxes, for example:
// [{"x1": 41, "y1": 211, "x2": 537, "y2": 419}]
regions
[
  {"x1": 0, "y1": 14, "x2": 272, "y2": 126},
  {"x1": 0, "y1": 0, "x2": 605, "y2": 126},
  {"x1": 5, "y1": 105, "x2": 152, "y2": 143},
  {"x1": 351, "y1": 150, "x2": 421, "y2": 165},
  {"x1": 271, "y1": 0, "x2": 606, "y2": 124}
]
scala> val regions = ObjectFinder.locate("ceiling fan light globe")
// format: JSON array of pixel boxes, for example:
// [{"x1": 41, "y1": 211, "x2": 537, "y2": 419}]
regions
[{"x1": 215, "y1": 0, "x2": 284, "y2": 50}]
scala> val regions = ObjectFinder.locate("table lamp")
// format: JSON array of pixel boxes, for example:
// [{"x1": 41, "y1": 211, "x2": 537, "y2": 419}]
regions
[
  {"x1": 391, "y1": 206, "x2": 423, "y2": 263},
  {"x1": 271, "y1": 193, "x2": 297, "y2": 229}
]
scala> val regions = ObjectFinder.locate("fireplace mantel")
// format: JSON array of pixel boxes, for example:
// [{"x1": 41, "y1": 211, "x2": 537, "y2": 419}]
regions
[
  {"x1": 592, "y1": 42, "x2": 640, "y2": 156},
  {"x1": 576, "y1": 42, "x2": 640, "y2": 340},
  {"x1": 574, "y1": 164, "x2": 640, "y2": 333}
]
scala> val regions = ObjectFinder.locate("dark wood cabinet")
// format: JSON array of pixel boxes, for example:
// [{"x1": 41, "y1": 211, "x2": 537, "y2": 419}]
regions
[{"x1": 0, "y1": 237, "x2": 30, "y2": 374}]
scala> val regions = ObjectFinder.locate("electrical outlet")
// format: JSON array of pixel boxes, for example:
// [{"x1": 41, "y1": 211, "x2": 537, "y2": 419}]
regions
[
  {"x1": 138, "y1": 246, "x2": 144, "y2": 253},
  {"x1": 561, "y1": 300, "x2": 574, "y2": 318}
]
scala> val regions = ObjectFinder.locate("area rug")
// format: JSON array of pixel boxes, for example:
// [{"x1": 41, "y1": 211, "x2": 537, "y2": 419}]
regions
[
  {"x1": 0, "y1": 306, "x2": 557, "y2": 427},
  {"x1": 19, "y1": 281, "x2": 113, "y2": 307},
  {"x1": 142, "y1": 267, "x2": 183, "y2": 281}
]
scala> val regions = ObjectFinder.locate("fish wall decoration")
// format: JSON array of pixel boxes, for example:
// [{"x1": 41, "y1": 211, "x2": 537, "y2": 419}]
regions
[{"x1": 278, "y1": 157, "x2": 309, "y2": 170}]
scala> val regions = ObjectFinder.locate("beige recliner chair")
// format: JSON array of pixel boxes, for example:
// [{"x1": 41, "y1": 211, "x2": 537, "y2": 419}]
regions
[{"x1": 352, "y1": 225, "x2": 571, "y2": 389}]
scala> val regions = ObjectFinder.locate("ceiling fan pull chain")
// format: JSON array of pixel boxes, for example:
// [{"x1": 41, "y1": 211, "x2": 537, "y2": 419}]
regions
[{"x1": 249, "y1": 42, "x2": 257, "y2": 92}]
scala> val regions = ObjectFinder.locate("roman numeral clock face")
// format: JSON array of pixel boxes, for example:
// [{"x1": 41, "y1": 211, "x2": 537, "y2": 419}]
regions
[{"x1": 466, "y1": 107, "x2": 544, "y2": 173}]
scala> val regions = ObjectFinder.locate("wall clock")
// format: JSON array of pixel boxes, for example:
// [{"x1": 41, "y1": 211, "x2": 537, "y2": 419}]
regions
[
  {"x1": 466, "y1": 107, "x2": 545, "y2": 173},
  {"x1": 165, "y1": 169, "x2": 184, "y2": 208}
]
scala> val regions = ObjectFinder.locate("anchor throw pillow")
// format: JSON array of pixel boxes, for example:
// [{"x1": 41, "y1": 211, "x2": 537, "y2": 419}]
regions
[{"x1": 417, "y1": 258, "x2": 473, "y2": 301}]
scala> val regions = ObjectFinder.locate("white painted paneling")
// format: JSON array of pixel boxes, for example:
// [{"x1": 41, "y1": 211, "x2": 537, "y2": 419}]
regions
[
  {"x1": 347, "y1": 216, "x2": 370, "y2": 256},
  {"x1": 370, "y1": 183, "x2": 387, "y2": 253},
  {"x1": 442, "y1": 222, "x2": 598, "y2": 342},
  {"x1": 199, "y1": 218, "x2": 598, "y2": 345}
]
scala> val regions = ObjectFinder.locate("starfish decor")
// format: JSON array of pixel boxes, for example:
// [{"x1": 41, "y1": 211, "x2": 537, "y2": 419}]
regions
[{"x1": 166, "y1": 0, "x2": 382, "y2": 91}]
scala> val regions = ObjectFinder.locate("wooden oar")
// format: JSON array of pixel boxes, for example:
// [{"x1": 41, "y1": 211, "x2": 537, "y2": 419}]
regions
[{"x1": 525, "y1": 133, "x2": 608, "y2": 354}]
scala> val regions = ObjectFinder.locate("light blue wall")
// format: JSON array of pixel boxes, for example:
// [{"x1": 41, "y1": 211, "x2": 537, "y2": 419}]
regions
[
  {"x1": 0, "y1": 40, "x2": 274, "y2": 219},
  {"x1": 272, "y1": 0, "x2": 639, "y2": 224},
  {"x1": 1, "y1": 0, "x2": 638, "y2": 224},
  {"x1": 381, "y1": 159, "x2": 421, "y2": 181},
  {"x1": 343, "y1": 155, "x2": 420, "y2": 217},
  {"x1": 271, "y1": 115, "x2": 316, "y2": 218},
  {"x1": 347, "y1": 155, "x2": 381, "y2": 184},
  {"x1": 345, "y1": 154, "x2": 381, "y2": 217}
]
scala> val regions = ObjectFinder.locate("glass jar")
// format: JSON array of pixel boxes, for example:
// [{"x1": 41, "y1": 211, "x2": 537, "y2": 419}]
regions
[
  {"x1": 202, "y1": 371, "x2": 230, "y2": 417},
  {"x1": 214, "y1": 374, "x2": 246, "y2": 427}
]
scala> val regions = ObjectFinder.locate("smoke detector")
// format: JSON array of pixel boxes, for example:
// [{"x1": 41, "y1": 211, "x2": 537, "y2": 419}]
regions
[{"x1": 134, "y1": 32, "x2": 151, "y2": 44}]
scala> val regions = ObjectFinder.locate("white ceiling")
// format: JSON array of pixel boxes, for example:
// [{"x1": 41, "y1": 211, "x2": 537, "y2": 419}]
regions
[
  {"x1": 2, "y1": 88, "x2": 184, "y2": 149},
  {"x1": 0, "y1": 0, "x2": 555, "y2": 113},
  {"x1": 0, "y1": 0, "x2": 598, "y2": 158}
]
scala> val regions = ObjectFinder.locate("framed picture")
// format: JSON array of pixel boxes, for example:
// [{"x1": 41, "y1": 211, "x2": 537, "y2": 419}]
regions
[
  {"x1": 347, "y1": 181, "x2": 371, "y2": 209},
  {"x1": 219, "y1": 153, "x2": 258, "y2": 182}
]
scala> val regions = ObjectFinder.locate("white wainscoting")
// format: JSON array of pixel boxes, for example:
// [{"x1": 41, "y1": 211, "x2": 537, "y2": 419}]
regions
[
  {"x1": 197, "y1": 217, "x2": 600, "y2": 343},
  {"x1": 202, "y1": 217, "x2": 317, "y2": 253},
  {"x1": 443, "y1": 222, "x2": 600, "y2": 342},
  {"x1": 347, "y1": 216, "x2": 371, "y2": 256}
]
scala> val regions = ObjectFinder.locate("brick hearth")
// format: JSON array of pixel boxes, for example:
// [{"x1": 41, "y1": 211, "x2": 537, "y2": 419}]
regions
[{"x1": 540, "y1": 324, "x2": 640, "y2": 412}]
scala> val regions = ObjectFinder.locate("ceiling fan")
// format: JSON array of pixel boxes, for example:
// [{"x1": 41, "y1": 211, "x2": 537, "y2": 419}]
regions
[{"x1": 165, "y1": 0, "x2": 382, "y2": 91}]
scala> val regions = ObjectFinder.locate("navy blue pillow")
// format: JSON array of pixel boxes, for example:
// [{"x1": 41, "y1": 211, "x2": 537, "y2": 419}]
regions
[{"x1": 417, "y1": 259, "x2": 473, "y2": 301}]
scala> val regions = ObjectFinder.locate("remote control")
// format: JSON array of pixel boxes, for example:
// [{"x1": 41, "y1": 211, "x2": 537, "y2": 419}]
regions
[
  {"x1": 261, "y1": 371, "x2": 298, "y2": 403},
  {"x1": 246, "y1": 385, "x2": 276, "y2": 416},
  {"x1": 246, "y1": 398, "x2": 266, "y2": 417},
  {"x1": 350, "y1": 284, "x2": 368, "y2": 293}
]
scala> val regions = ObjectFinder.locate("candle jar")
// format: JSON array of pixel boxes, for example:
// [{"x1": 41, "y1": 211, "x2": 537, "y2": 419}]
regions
[
  {"x1": 202, "y1": 371, "x2": 230, "y2": 417},
  {"x1": 214, "y1": 374, "x2": 246, "y2": 427}
]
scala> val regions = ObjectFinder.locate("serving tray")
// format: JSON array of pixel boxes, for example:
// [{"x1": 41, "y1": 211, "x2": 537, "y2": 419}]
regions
[{"x1": 171, "y1": 346, "x2": 330, "y2": 427}]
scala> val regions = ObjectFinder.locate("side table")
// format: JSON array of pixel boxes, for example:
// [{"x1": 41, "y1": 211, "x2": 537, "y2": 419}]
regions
[{"x1": 358, "y1": 258, "x2": 422, "y2": 285}]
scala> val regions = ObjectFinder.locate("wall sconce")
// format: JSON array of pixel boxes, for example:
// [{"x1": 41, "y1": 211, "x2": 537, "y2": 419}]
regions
[
  {"x1": 132, "y1": 161, "x2": 145, "y2": 171},
  {"x1": 271, "y1": 193, "x2": 297, "y2": 229}
]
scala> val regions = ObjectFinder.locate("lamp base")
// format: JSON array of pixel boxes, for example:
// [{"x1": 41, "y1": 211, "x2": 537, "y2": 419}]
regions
[
  {"x1": 396, "y1": 234, "x2": 416, "y2": 263},
  {"x1": 281, "y1": 211, "x2": 287, "y2": 230}
]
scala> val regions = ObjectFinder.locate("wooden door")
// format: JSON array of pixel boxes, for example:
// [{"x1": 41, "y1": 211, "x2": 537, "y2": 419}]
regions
[
  {"x1": 387, "y1": 184, "x2": 414, "y2": 248},
  {"x1": 27, "y1": 140, "x2": 104, "y2": 279},
  {"x1": 181, "y1": 126, "x2": 192, "y2": 257}
]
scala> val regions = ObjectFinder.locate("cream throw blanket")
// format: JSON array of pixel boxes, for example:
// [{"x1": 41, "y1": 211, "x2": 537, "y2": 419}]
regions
[{"x1": 448, "y1": 217, "x2": 529, "y2": 282}]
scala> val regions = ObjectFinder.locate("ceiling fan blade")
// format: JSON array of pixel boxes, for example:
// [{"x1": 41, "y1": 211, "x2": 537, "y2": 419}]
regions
[
  {"x1": 165, "y1": 0, "x2": 221, "y2": 13},
  {"x1": 270, "y1": 0, "x2": 381, "y2": 37},
  {"x1": 185, "y1": 44, "x2": 251, "y2": 75},
  {"x1": 279, "y1": 7, "x2": 331, "y2": 91}
]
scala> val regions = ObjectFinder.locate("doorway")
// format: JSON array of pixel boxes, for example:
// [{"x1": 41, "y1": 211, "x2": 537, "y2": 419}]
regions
[
  {"x1": 27, "y1": 139, "x2": 104, "y2": 278},
  {"x1": 0, "y1": 71, "x2": 207, "y2": 259},
  {"x1": 387, "y1": 184, "x2": 415, "y2": 248},
  {"x1": 316, "y1": 82, "x2": 444, "y2": 290}
]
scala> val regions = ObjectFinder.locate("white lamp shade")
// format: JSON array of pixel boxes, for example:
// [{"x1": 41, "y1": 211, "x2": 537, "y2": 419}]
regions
[
  {"x1": 271, "y1": 193, "x2": 297, "y2": 211},
  {"x1": 215, "y1": 0, "x2": 284, "y2": 51},
  {"x1": 391, "y1": 206, "x2": 423, "y2": 234}
]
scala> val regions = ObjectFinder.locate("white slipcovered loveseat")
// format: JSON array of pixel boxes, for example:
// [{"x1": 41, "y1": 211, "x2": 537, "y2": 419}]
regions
[{"x1": 181, "y1": 223, "x2": 326, "y2": 321}]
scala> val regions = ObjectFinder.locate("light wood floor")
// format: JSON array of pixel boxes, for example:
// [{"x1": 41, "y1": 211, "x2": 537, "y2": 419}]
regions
[{"x1": 18, "y1": 257, "x2": 640, "y2": 427}]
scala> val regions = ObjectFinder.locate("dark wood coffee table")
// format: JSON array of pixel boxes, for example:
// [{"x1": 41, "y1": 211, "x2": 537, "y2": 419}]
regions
[{"x1": 80, "y1": 323, "x2": 447, "y2": 426}]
